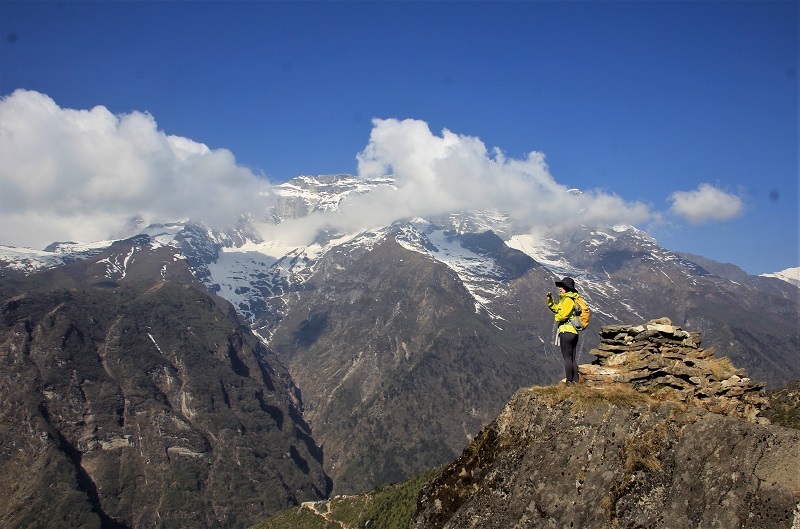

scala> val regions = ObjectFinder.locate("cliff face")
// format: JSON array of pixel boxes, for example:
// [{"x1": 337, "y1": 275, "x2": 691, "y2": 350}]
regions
[
  {"x1": 0, "y1": 280, "x2": 330, "y2": 529},
  {"x1": 411, "y1": 385, "x2": 800, "y2": 529}
]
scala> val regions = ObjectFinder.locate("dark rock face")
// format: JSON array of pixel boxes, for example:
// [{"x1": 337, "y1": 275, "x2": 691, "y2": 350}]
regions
[
  {"x1": 0, "y1": 280, "x2": 330, "y2": 529},
  {"x1": 411, "y1": 387, "x2": 800, "y2": 529}
]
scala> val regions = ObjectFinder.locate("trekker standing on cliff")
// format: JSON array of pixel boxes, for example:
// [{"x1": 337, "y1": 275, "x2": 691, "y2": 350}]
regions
[{"x1": 546, "y1": 277, "x2": 581, "y2": 385}]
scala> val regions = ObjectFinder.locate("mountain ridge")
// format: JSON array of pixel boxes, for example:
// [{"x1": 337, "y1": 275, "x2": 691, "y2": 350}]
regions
[
  {"x1": 1, "y1": 172, "x2": 798, "y2": 502},
  {"x1": 2, "y1": 174, "x2": 797, "y2": 285}
]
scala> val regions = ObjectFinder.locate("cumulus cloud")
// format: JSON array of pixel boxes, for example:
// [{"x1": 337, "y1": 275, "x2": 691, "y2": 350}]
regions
[
  {"x1": 253, "y1": 118, "x2": 654, "y2": 246},
  {"x1": 668, "y1": 183, "x2": 744, "y2": 225},
  {"x1": 352, "y1": 118, "x2": 651, "y2": 234},
  {"x1": 1, "y1": 94, "x2": 739, "y2": 252},
  {"x1": 0, "y1": 89, "x2": 269, "y2": 249}
]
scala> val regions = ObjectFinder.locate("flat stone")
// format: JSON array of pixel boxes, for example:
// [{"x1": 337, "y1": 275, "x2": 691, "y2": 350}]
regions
[
  {"x1": 625, "y1": 358, "x2": 658, "y2": 371},
  {"x1": 646, "y1": 323, "x2": 678, "y2": 334},
  {"x1": 611, "y1": 372, "x2": 638, "y2": 383},
  {"x1": 590, "y1": 348, "x2": 614, "y2": 358},
  {"x1": 634, "y1": 329, "x2": 660, "y2": 341},
  {"x1": 626, "y1": 369, "x2": 652, "y2": 381},
  {"x1": 638, "y1": 357, "x2": 661, "y2": 370},
  {"x1": 688, "y1": 347, "x2": 716, "y2": 359},
  {"x1": 600, "y1": 325, "x2": 635, "y2": 335},
  {"x1": 578, "y1": 364, "x2": 620, "y2": 376},
  {"x1": 696, "y1": 382, "x2": 724, "y2": 397},
  {"x1": 598, "y1": 343, "x2": 636, "y2": 352},
  {"x1": 670, "y1": 362, "x2": 703, "y2": 379},
  {"x1": 689, "y1": 376, "x2": 707, "y2": 387},
  {"x1": 606, "y1": 351, "x2": 641, "y2": 366}
]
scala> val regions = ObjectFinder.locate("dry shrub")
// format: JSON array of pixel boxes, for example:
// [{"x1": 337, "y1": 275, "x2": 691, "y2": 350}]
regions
[
  {"x1": 601, "y1": 422, "x2": 669, "y2": 526},
  {"x1": 704, "y1": 356, "x2": 736, "y2": 379},
  {"x1": 532, "y1": 383, "x2": 649, "y2": 411},
  {"x1": 623, "y1": 424, "x2": 666, "y2": 474}
]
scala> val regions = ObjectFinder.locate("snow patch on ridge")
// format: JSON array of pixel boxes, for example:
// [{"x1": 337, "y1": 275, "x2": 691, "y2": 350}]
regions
[
  {"x1": 199, "y1": 228, "x2": 392, "y2": 324},
  {"x1": 395, "y1": 219, "x2": 508, "y2": 320},
  {"x1": 98, "y1": 247, "x2": 135, "y2": 279},
  {"x1": 0, "y1": 245, "x2": 70, "y2": 274},
  {"x1": 0, "y1": 240, "x2": 113, "y2": 275},
  {"x1": 762, "y1": 267, "x2": 800, "y2": 288},
  {"x1": 508, "y1": 232, "x2": 638, "y2": 320}
]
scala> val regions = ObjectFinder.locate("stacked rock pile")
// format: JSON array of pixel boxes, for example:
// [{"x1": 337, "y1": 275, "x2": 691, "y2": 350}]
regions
[{"x1": 578, "y1": 317, "x2": 770, "y2": 424}]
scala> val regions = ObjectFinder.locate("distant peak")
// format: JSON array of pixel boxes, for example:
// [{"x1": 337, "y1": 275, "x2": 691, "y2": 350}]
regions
[{"x1": 761, "y1": 266, "x2": 800, "y2": 287}]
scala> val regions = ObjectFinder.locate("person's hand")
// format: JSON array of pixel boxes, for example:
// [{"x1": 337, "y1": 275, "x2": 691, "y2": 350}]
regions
[{"x1": 546, "y1": 292, "x2": 553, "y2": 301}]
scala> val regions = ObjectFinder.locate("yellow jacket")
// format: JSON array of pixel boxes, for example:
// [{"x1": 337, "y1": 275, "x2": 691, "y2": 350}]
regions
[{"x1": 547, "y1": 291, "x2": 579, "y2": 334}]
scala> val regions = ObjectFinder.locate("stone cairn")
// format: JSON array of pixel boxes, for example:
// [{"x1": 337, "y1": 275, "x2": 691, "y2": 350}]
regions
[{"x1": 578, "y1": 317, "x2": 770, "y2": 424}]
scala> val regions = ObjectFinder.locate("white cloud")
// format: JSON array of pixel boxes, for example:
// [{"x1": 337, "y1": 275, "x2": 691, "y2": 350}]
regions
[
  {"x1": 254, "y1": 118, "x2": 654, "y2": 246},
  {"x1": 2, "y1": 95, "x2": 739, "y2": 252},
  {"x1": 668, "y1": 183, "x2": 744, "y2": 225},
  {"x1": 0, "y1": 89, "x2": 269, "y2": 249},
  {"x1": 353, "y1": 118, "x2": 651, "y2": 234}
]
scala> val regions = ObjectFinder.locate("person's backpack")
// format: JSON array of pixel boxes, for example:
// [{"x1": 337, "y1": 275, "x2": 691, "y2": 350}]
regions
[{"x1": 569, "y1": 295, "x2": 591, "y2": 331}]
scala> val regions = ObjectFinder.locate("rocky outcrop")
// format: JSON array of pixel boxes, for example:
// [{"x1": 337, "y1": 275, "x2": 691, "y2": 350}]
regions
[
  {"x1": 579, "y1": 317, "x2": 770, "y2": 423},
  {"x1": 410, "y1": 385, "x2": 800, "y2": 529}
]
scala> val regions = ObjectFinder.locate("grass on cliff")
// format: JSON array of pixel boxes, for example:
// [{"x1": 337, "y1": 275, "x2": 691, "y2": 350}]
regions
[
  {"x1": 763, "y1": 380, "x2": 800, "y2": 430},
  {"x1": 704, "y1": 355, "x2": 736, "y2": 379},
  {"x1": 250, "y1": 467, "x2": 441, "y2": 529},
  {"x1": 533, "y1": 382, "x2": 649, "y2": 411}
]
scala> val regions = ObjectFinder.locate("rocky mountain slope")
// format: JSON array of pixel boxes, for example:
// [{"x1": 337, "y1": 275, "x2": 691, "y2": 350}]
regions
[
  {"x1": 254, "y1": 353, "x2": 800, "y2": 529},
  {"x1": 266, "y1": 233, "x2": 563, "y2": 493},
  {"x1": 1, "y1": 173, "x2": 798, "y2": 501},
  {"x1": 0, "y1": 240, "x2": 330, "y2": 529},
  {"x1": 410, "y1": 384, "x2": 800, "y2": 529}
]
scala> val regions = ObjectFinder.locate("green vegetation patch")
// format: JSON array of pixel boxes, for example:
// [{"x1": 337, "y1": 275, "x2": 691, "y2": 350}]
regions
[
  {"x1": 251, "y1": 467, "x2": 441, "y2": 529},
  {"x1": 250, "y1": 505, "x2": 338, "y2": 529}
]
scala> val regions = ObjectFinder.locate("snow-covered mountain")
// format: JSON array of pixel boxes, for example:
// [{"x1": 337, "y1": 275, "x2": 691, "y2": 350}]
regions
[
  {"x1": 265, "y1": 173, "x2": 396, "y2": 222},
  {"x1": 2, "y1": 172, "x2": 797, "y2": 361},
  {"x1": 4, "y1": 174, "x2": 797, "y2": 392},
  {"x1": 762, "y1": 267, "x2": 800, "y2": 287},
  {"x1": 0, "y1": 240, "x2": 112, "y2": 275},
  {"x1": 1, "y1": 172, "x2": 798, "y2": 496},
  {"x1": 5, "y1": 173, "x2": 796, "y2": 290}
]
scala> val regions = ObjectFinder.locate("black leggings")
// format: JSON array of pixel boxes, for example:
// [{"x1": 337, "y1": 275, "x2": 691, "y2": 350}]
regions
[{"x1": 559, "y1": 332, "x2": 579, "y2": 383}]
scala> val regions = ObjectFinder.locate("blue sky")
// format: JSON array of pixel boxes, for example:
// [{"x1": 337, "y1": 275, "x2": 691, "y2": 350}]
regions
[{"x1": 0, "y1": 1, "x2": 797, "y2": 275}]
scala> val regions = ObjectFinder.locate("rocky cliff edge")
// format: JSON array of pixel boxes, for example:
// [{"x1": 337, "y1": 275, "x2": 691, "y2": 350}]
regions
[{"x1": 411, "y1": 383, "x2": 800, "y2": 529}]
